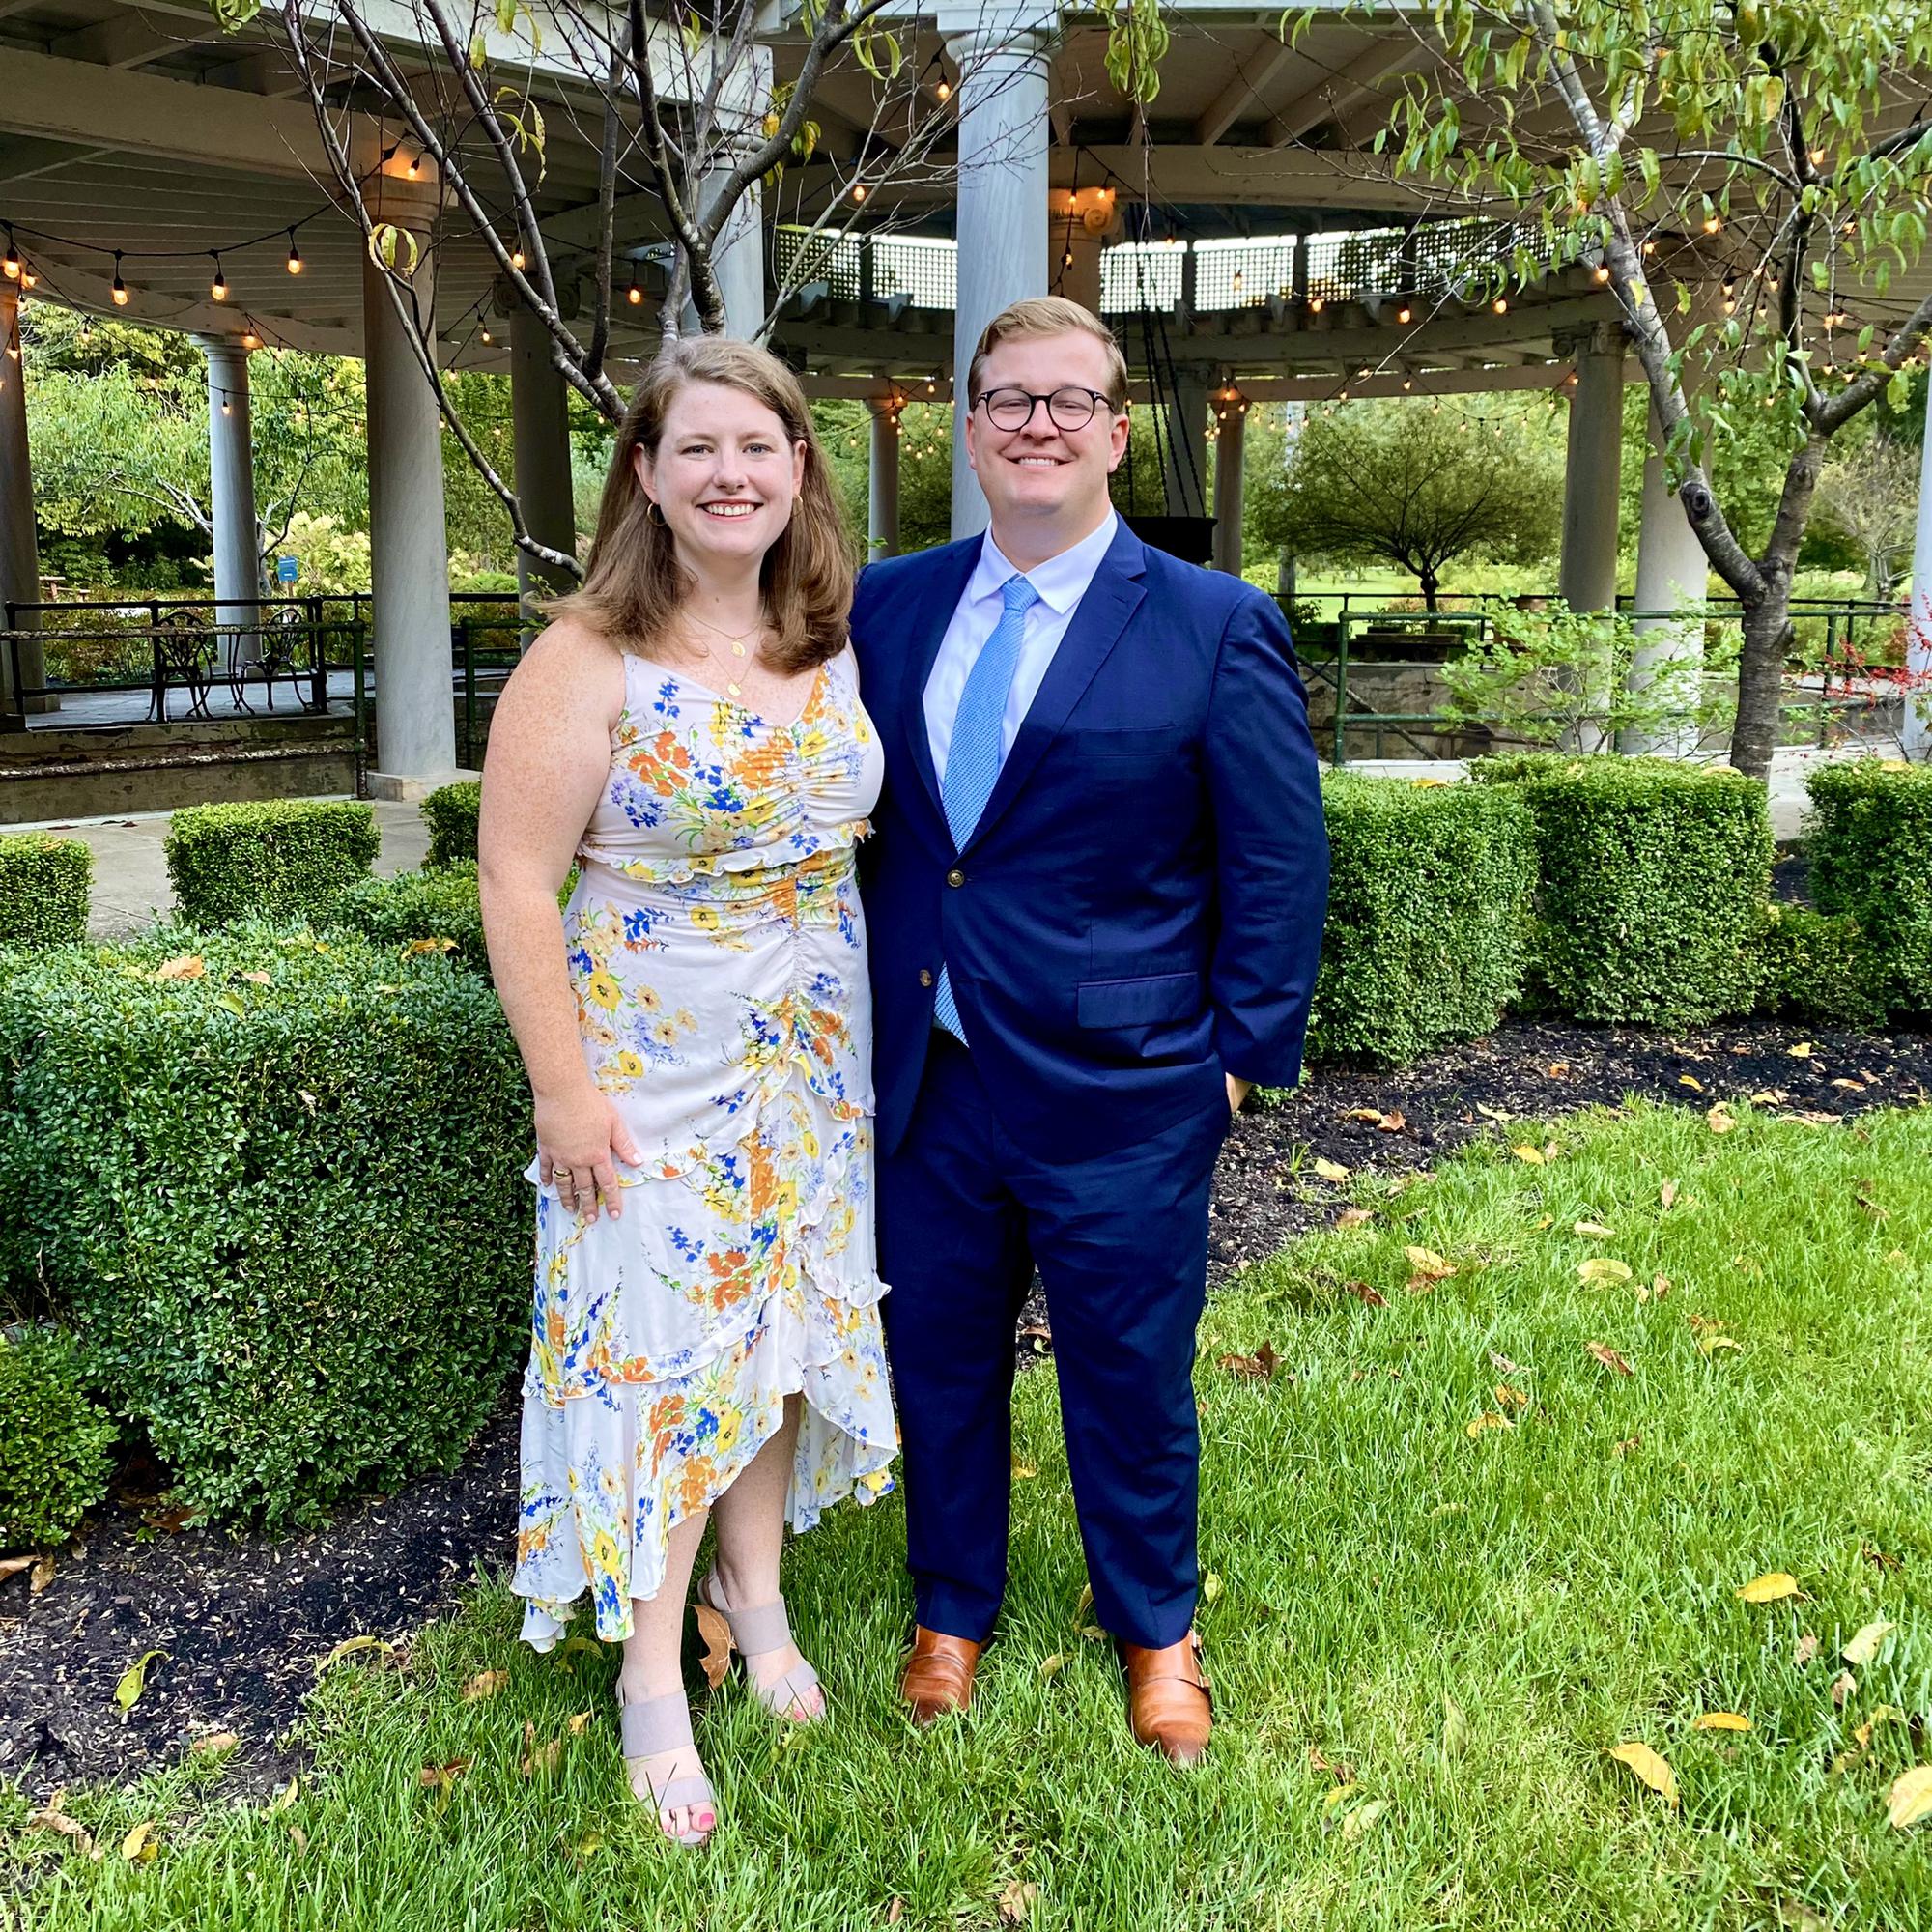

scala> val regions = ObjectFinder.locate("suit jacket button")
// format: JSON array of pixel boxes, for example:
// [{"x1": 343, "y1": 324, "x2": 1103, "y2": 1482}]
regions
[
  {"x1": 946, "y1": 867, "x2": 965, "y2": 888},
  {"x1": 919, "y1": 969, "x2": 933, "y2": 987}
]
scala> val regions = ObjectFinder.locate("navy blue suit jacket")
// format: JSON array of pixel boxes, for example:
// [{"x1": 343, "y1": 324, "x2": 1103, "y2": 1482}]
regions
[{"x1": 851, "y1": 519, "x2": 1329, "y2": 1163}]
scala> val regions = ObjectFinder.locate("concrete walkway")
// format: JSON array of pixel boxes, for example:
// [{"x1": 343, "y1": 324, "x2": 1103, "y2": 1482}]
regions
[{"x1": 9, "y1": 797, "x2": 431, "y2": 938}]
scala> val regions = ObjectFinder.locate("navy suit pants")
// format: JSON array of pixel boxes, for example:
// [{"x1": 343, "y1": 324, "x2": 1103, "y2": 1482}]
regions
[{"x1": 877, "y1": 1032, "x2": 1228, "y2": 1651}]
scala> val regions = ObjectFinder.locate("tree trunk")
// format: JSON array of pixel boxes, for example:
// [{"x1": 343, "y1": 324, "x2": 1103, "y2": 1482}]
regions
[
  {"x1": 1419, "y1": 568, "x2": 1439, "y2": 612},
  {"x1": 1731, "y1": 590, "x2": 1793, "y2": 782}
]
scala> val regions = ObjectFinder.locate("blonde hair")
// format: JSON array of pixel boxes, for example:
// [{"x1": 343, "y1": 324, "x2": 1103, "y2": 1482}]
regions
[
  {"x1": 554, "y1": 336, "x2": 854, "y2": 672},
  {"x1": 967, "y1": 297, "x2": 1129, "y2": 412}
]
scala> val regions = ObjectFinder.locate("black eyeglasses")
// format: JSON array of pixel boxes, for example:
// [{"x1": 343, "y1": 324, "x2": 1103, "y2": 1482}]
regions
[{"x1": 974, "y1": 385, "x2": 1114, "y2": 432}]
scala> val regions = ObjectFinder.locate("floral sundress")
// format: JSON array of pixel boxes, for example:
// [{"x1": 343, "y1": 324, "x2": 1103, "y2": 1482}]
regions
[{"x1": 513, "y1": 646, "x2": 898, "y2": 1650}]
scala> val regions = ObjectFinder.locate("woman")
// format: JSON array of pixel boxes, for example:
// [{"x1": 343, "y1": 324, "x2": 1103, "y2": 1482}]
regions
[{"x1": 478, "y1": 336, "x2": 897, "y2": 1848}]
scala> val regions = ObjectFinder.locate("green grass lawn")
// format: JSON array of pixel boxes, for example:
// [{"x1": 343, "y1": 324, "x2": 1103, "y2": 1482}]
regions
[{"x1": 6, "y1": 1098, "x2": 1932, "y2": 1930}]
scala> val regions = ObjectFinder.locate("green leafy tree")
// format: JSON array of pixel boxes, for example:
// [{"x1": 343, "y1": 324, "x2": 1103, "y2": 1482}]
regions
[
  {"x1": 1248, "y1": 396, "x2": 1564, "y2": 608},
  {"x1": 1337, "y1": 0, "x2": 1932, "y2": 779}
]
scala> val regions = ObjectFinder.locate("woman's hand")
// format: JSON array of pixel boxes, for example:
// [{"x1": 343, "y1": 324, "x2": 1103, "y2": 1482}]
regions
[{"x1": 536, "y1": 1085, "x2": 647, "y2": 1222}]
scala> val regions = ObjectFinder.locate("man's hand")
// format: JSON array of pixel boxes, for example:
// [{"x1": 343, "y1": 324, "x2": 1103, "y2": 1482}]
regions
[{"x1": 1225, "y1": 1072, "x2": 1254, "y2": 1116}]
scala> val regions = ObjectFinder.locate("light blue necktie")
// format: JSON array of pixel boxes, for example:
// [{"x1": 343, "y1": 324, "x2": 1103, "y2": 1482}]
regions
[{"x1": 933, "y1": 572, "x2": 1039, "y2": 1042}]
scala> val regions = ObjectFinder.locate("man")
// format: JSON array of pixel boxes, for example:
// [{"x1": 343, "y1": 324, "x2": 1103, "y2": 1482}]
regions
[{"x1": 850, "y1": 297, "x2": 1327, "y2": 1765}]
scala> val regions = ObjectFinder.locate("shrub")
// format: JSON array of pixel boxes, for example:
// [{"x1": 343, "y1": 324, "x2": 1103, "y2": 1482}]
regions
[
  {"x1": 0, "y1": 922, "x2": 532, "y2": 1529},
  {"x1": 0, "y1": 1328, "x2": 117, "y2": 1552},
  {"x1": 327, "y1": 862, "x2": 488, "y2": 979},
  {"x1": 1470, "y1": 754, "x2": 1772, "y2": 1026},
  {"x1": 166, "y1": 800, "x2": 379, "y2": 927},
  {"x1": 1752, "y1": 903, "x2": 1885, "y2": 1027},
  {"x1": 0, "y1": 833, "x2": 90, "y2": 946},
  {"x1": 1308, "y1": 773, "x2": 1536, "y2": 1063},
  {"x1": 421, "y1": 781, "x2": 482, "y2": 868},
  {"x1": 1804, "y1": 759, "x2": 1932, "y2": 1018}
]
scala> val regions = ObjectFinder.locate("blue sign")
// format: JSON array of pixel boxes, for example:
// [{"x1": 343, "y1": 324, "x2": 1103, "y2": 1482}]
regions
[{"x1": 275, "y1": 555, "x2": 299, "y2": 584}]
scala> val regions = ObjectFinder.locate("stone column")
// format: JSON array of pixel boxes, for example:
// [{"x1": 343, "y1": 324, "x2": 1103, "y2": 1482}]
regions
[
  {"x1": 946, "y1": 11, "x2": 1052, "y2": 537},
  {"x1": 1053, "y1": 186, "x2": 1118, "y2": 316},
  {"x1": 198, "y1": 335, "x2": 260, "y2": 666},
  {"x1": 868, "y1": 396, "x2": 900, "y2": 559},
  {"x1": 1621, "y1": 393, "x2": 1713, "y2": 755},
  {"x1": 1211, "y1": 388, "x2": 1245, "y2": 574},
  {"x1": 361, "y1": 181, "x2": 457, "y2": 787},
  {"x1": 689, "y1": 43, "x2": 769, "y2": 338},
  {"x1": 1161, "y1": 369, "x2": 1211, "y2": 519},
  {"x1": 1908, "y1": 364, "x2": 1932, "y2": 760},
  {"x1": 510, "y1": 300, "x2": 577, "y2": 602},
  {"x1": 1555, "y1": 320, "x2": 1625, "y2": 751},
  {"x1": 0, "y1": 281, "x2": 49, "y2": 718}
]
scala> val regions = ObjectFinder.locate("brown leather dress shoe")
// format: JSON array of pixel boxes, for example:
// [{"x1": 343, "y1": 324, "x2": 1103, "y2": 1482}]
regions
[
  {"x1": 899, "y1": 1627, "x2": 980, "y2": 1726},
  {"x1": 1121, "y1": 1631, "x2": 1213, "y2": 1766}
]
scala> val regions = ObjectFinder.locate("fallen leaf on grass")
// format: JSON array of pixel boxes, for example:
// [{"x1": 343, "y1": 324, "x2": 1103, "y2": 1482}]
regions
[
  {"x1": 1659, "y1": 1180, "x2": 1678, "y2": 1209},
  {"x1": 240, "y1": 970, "x2": 271, "y2": 985},
  {"x1": 26, "y1": 1806, "x2": 101, "y2": 1860},
  {"x1": 1038, "y1": 1654, "x2": 1066, "y2": 1681},
  {"x1": 1612, "y1": 1435, "x2": 1641, "y2": 1459},
  {"x1": 1346, "y1": 1280, "x2": 1387, "y2": 1308},
  {"x1": 1441, "y1": 1695, "x2": 1471, "y2": 1758},
  {"x1": 190, "y1": 1730, "x2": 240, "y2": 1757},
  {"x1": 1842, "y1": 1620, "x2": 1895, "y2": 1667},
  {"x1": 1854, "y1": 1707, "x2": 1904, "y2": 1750},
  {"x1": 1608, "y1": 1742, "x2": 1679, "y2": 1807},
  {"x1": 461, "y1": 1669, "x2": 509, "y2": 1702},
  {"x1": 1692, "y1": 1712, "x2": 1752, "y2": 1732},
  {"x1": 1830, "y1": 1670, "x2": 1857, "y2": 1707},
  {"x1": 1342, "y1": 1797, "x2": 1390, "y2": 1840},
  {"x1": 997, "y1": 1878, "x2": 1038, "y2": 1923},
  {"x1": 1586, "y1": 1342, "x2": 1634, "y2": 1376},
  {"x1": 1795, "y1": 1634, "x2": 1821, "y2": 1667},
  {"x1": 1887, "y1": 1767, "x2": 1932, "y2": 1830},
  {"x1": 694, "y1": 1604, "x2": 734, "y2": 1690},
  {"x1": 1577, "y1": 1258, "x2": 1633, "y2": 1285},
  {"x1": 1512, "y1": 1145, "x2": 1546, "y2": 1165},
  {"x1": 519, "y1": 1720, "x2": 563, "y2": 1779},
  {"x1": 1309, "y1": 1746, "x2": 1353, "y2": 1781},
  {"x1": 1696, "y1": 1332, "x2": 1743, "y2": 1357},
  {"x1": 1335, "y1": 1206, "x2": 1374, "y2": 1230},
  {"x1": 1218, "y1": 1342, "x2": 1281, "y2": 1380},
  {"x1": 1855, "y1": 1188, "x2": 1890, "y2": 1221},
  {"x1": 1313, "y1": 1157, "x2": 1350, "y2": 1182},
  {"x1": 1405, "y1": 1245, "x2": 1454, "y2": 1280},
  {"x1": 119, "y1": 1821, "x2": 158, "y2": 1863},
  {"x1": 1493, "y1": 1383, "x2": 1529, "y2": 1409},
  {"x1": 887, "y1": 1900, "x2": 905, "y2": 1926},
  {"x1": 1489, "y1": 1350, "x2": 1524, "y2": 1376},
  {"x1": 1466, "y1": 1412, "x2": 1514, "y2": 1438},
  {"x1": 1706, "y1": 1105, "x2": 1737, "y2": 1134},
  {"x1": 1202, "y1": 1572, "x2": 1223, "y2": 1605},
  {"x1": 1738, "y1": 1573, "x2": 1802, "y2": 1605},
  {"x1": 418, "y1": 1759, "x2": 470, "y2": 1794},
  {"x1": 268, "y1": 1777, "x2": 299, "y2": 1813},
  {"x1": 115, "y1": 1649, "x2": 168, "y2": 1713},
  {"x1": 1573, "y1": 1219, "x2": 1617, "y2": 1239},
  {"x1": 1010, "y1": 1458, "x2": 1037, "y2": 1480}
]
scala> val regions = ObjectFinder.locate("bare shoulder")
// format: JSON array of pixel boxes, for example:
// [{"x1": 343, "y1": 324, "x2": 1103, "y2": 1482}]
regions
[{"x1": 501, "y1": 613, "x2": 628, "y2": 730}]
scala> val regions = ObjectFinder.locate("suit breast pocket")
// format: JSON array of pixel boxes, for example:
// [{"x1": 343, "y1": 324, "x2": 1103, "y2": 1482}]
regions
[
  {"x1": 1068, "y1": 726, "x2": 1183, "y2": 774},
  {"x1": 1076, "y1": 971, "x2": 1202, "y2": 1029}
]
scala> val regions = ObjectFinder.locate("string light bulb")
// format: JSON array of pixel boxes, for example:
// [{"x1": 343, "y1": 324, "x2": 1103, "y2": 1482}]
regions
[
  {"x1": 220, "y1": 395, "x2": 232, "y2": 415},
  {"x1": 17, "y1": 267, "x2": 33, "y2": 291},
  {"x1": 1809, "y1": 146, "x2": 1826, "y2": 166},
  {"x1": 111, "y1": 251, "x2": 128, "y2": 305},
  {"x1": 510, "y1": 245, "x2": 526, "y2": 270},
  {"x1": 211, "y1": 253, "x2": 228, "y2": 301},
  {"x1": 242, "y1": 328, "x2": 260, "y2": 350},
  {"x1": 936, "y1": 75, "x2": 951, "y2": 101},
  {"x1": 479, "y1": 327, "x2": 492, "y2": 344},
  {"x1": 1, "y1": 231, "x2": 16, "y2": 281},
  {"x1": 1397, "y1": 302, "x2": 1412, "y2": 323},
  {"x1": 286, "y1": 229, "x2": 302, "y2": 274},
  {"x1": 852, "y1": 181, "x2": 867, "y2": 203},
  {"x1": 407, "y1": 152, "x2": 422, "y2": 179},
  {"x1": 1308, "y1": 295, "x2": 1324, "y2": 313},
  {"x1": 627, "y1": 262, "x2": 642, "y2": 305},
  {"x1": 1492, "y1": 295, "x2": 1509, "y2": 313},
  {"x1": 1593, "y1": 263, "x2": 1612, "y2": 283}
]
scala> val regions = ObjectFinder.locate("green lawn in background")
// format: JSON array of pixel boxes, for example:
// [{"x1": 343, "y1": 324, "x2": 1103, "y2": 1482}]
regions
[{"x1": 5, "y1": 1097, "x2": 1930, "y2": 1930}]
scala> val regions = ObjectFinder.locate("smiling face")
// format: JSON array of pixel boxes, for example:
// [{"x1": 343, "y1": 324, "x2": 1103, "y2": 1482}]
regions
[
  {"x1": 964, "y1": 328, "x2": 1130, "y2": 554},
  {"x1": 633, "y1": 379, "x2": 807, "y2": 569}
]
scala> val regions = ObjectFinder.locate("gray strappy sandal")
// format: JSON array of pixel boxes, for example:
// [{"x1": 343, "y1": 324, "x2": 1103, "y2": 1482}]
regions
[
  {"x1": 616, "y1": 1688, "x2": 717, "y2": 1847},
  {"x1": 696, "y1": 1569, "x2": 826, "y2": 1721}
]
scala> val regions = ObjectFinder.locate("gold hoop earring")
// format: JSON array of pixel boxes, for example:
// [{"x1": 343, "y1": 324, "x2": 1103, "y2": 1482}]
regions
[{"x1": 645, "y1": 498, "x2": 668, "y2": 527}]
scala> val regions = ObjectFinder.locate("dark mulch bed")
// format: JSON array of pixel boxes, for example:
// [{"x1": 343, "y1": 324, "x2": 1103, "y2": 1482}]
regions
[{"x1": 5, "y1": 1016, "x2": 1927, "y2": 1801}]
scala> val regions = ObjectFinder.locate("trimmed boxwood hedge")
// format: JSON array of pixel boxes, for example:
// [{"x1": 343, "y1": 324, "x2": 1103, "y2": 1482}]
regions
[
  {"x1": 0, "y1": 922, "x2": 532, "y2": 1529},
  {"x1": 1308, "y1": 772, "x2": 1536, "y2": 1064},
  {"x1": 0, "y1": 832, "x2": 91, "y2": 946},
  {"x1": 421, "y1": 781, "x2": 482, "y2": 868},
  {"x1": 1752, "y1": 902, "x2": 1884, "y2": 1027},
  {"x1": 166, "y1": 799, "x2": 380, "y2": 927},
  {"x1": 1470, "y1": 754, "x2": 1772, "y2": 1026},
  {"x1": 0, "y1": 1327, "x2": 117, "y2": 1551},
  {"x1": 327, "y1": 862, "x2": 488, "y2": 979},
  {"x1": 1804, "y1": 759, "x2": 1932, "y2": 1018}
]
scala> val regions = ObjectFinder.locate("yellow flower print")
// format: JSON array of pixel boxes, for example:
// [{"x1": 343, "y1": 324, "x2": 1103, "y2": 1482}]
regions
[
  {"x1": 616, "y1": 1050, "x2": 644, "y2": 1078},
  {"x1": 586, "y1": 970, "x2": 622, "y2": 1010},
  {"x1": 691, "y1": 906, "x2": 721, "y2": 932},
  {"x1": 715, "y1": 1405, "x2": 743, "y2": 1456},
  {"x1": 772, "y1": 1179, "x2": 800, "y2": 1218},
  {"x1": 802, "y1": 1130, "x2": 821, "y2": 1160},
  {"x1": 653, "y1": 1020, "x2": 678, "y2": 1046},
  {"x1": 636, "y1": 985, "x2": 662, "y2": 1012},
  {"x1": 591, "y1": 1527, "x2": 623, "y2": 1576},
  {"x1": 796, "y1": 727, "x2": 829, "y2": 760}
]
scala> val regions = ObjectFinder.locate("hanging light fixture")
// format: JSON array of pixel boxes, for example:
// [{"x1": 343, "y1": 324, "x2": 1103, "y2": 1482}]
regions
[
  {"x1": 211, "y1": 252, "x2": 229, "y2": 301},
  {"x1": 627, "y1": 261, "x2": 642, "y2": 305},
  {"x1": 111, "y1": 251, "x2": 128, "y2": 305},
  {"x1": 1, "y1": 230, "x2": 17, "y2": 281},
  {"x1": 286, "y1": 228, "x2": 303, "y2": 274},
  {"x1": 242, "y1": 327, "x2": 260, "y2": 350}
]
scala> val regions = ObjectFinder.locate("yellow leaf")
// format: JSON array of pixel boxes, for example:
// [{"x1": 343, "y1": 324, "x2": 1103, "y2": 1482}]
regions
[
  {"x1": 461, "y1": 1669, "x2": 509, "y2": 1701},
  {"x1": 1313, "y1": 1157, "x2": 1350, "y2": 1182},
  {"x1": 317, "y1": 1634, "x2": 397, "y2": 1678},
  {"x1": 1493, "y1": 1382, "x2": 1529, "y2": 1409},
  {"x1": 1202, "y1": 1571, "x2": 1223, "y2": 1605},
  {"x1": 1842, "y1": 1620, "x2": 1895, "y2": 1667},
  {"x1": 1887, "y1": 1766, "x2": 1932, "y2": 1830},
  {"x1": 1010, "y1": 1458, "x2": 1037, "y2": 1480},
  {"x1": 120, "y1": 1820, "x2": 158, "y2": 1862},
  {"x1": 1738, "y1": 1572, "x2": 1801, "y2": 1604},
  {"x1": 402, "y1": 937, "x2": 456, "y2": 957},
  {"x1": 1706, "y1": 1105, "x2": 1737, "y2": 1134},
  {"x1": 115, "y1": 1648, "x2": 169, "y2": 1712},
  {"x1": 1608, "y1": 1741, "x2": 1679, "y2": 1807},
  {"x1": 1466, "y1": 1411, "x2": 1513, "y2": 1437},
  {"x1": 1323, "y1": 1781, "x2": 1360, "y2": 1809},
  {"x1": 1697, "y1": 1332, "x2": 1743, "y2": 1356},
  {"x1": 1342, "y1": 1796, "x2": 1390, "y2": 1840},
  {"x1": 1678, "y1": 1073, "x2": 1704, "y2": 1092},
  {"x1": 155, "y1": 954, "x2": 205, "y2": 980},
  {"x1": 568, "y1": 1710, "x2": 594, "y2": 1735},
  {"x1": 1577, "y1": 1257, "x2": 1633, "y2": 1284},
  {"x1": 1786, "y1": 1041, "x2": 1814, "y2": 1058},
  {"x1": 1038, "y1": 1653, "x2": 1066, "y2": 1680},
  {"x1": 1345, "y1": 1108, "x2": 1385, "y2": 1124},
  {"x1": 1692, "y1": 1712, "x2": 1752, "y2": 1732},
  {"x1": 1512, "y1": 1145, "x2": 1546, "y2": 1164},
  {"x1": 268, "y1": 1776, "x2": 299, "y2": 1813},
  {"x1": 1405, "y1": 1245, "x2": 1454, "y2": 1279},
  {"x1": 1573, "y1": 1219, "x2": 1617, "y2": 1238},
  {"x1": 191, "y1": 1730, "x2": 240, "y2": 1756},
  {"x1": 997, "y1": 1878, "x2": 1038, "y2": 1924}
]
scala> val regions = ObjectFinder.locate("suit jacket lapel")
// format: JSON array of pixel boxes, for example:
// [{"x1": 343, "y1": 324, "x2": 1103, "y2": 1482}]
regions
[
  {"x1": 962, "y1": 520, "x2": 1149, "y2": 854},
  {"x1": 895, "y1": 538, "x2": 980, "y2": 834}
]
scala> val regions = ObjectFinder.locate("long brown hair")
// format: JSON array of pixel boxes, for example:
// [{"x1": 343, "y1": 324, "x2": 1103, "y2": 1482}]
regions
[{"x1": 555, "y1": 336, "x2": 854, "y2": 671}]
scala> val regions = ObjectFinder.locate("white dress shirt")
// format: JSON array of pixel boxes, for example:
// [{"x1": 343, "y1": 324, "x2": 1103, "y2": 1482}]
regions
[{"x1": 923, "y1": 509, "x2": 1120, "y2": 783}]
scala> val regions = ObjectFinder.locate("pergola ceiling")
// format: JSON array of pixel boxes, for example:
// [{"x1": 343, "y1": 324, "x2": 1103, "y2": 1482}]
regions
[{"x1": 0, "y1": 0, "x2": 1921, "y2": 388}]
